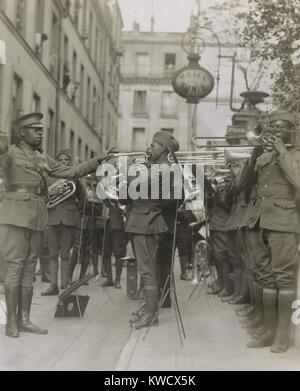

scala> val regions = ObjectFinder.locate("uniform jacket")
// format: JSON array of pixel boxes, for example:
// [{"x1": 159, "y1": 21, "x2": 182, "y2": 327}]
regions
[
  {"x1": 109, "y1": 205, "x2": 125, "y2": 231},
  {"x1": 244, "y1": 150, "x2": 300, "y2": 233},
  {"x1": 209, "y1": 189, "x2": 231, "y2": 232},
  {"x1": 0, "y1": 143, "x2": 99, "y2": 231},
  {"x1": 125, "y1": 163, "x2": 168, "y2": 235}
]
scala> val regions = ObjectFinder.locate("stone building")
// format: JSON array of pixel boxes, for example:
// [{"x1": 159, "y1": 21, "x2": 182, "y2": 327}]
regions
[
  {"x1": 118, "y1": 22, "x2": 256, "y2": 152},
  {"x1": 0, "y1": 0, "x2": 123, "y2": 159}
]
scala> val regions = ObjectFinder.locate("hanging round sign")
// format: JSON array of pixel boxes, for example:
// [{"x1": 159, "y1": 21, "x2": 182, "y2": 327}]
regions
[{"x1": 172, "y1": 56, "x2": 215, "y2": 104}]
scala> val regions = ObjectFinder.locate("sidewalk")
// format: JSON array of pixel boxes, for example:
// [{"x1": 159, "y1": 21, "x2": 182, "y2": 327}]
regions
[
  {"x1": 0, "y1": 277, "x2": 137, "y2": 371},
  {"x1": 116, "y1": 278, "x2": 300, "y2": 371}
]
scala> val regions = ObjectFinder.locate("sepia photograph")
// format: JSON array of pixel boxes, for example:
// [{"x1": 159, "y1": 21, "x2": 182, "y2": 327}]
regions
[{"x1": 0, "y1": 0, "x2": 300, "y2": 375}]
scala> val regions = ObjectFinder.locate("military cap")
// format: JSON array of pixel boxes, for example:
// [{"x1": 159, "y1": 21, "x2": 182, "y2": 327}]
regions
[
  {"x1": 153, "y1": 131, "x2": 180, "y2": 152},
  {"x1": 269, "y1": 110, "x2": 296, "y2": 127},
  {"x1": 15, "y1": 112, "x2": 45, "y2": 130}
]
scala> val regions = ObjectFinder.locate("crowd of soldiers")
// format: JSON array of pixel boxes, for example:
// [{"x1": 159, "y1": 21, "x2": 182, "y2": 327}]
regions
[
  {"x1": 208, "y1": 110, "x2": 300, "y2": 353},
  {"x1": 0, "y1": 108, "x2": 298, "y2": 355}
]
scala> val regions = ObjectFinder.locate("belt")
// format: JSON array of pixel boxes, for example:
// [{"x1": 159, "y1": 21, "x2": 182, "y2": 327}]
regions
[{"x1": 7, "y1": 184, "x2": 45, "y2": 196}]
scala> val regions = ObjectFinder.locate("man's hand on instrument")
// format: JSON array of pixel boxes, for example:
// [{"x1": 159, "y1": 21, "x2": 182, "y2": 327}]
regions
[{"x1": 267, "y1": 134, "x2": 288, "y2": 155}]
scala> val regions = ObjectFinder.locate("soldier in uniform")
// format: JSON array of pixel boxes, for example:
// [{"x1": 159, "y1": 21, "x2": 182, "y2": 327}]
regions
[
  {"x1": 223, "y1": 158, "x2": 250, "y2": 305},
  {"x1": 127, "y1": 131, "x2": 179, "y2": 328},
  {"x1": 240, "y1": 111, "x2": 300, "y2": 353},
  {"x1": 0, "y1": 112, "x2": 104, "y2": 338},
  {"x1": 209, "y1": 185, "x2": 233, "y2": 297},
  {"x1": 42, "y1": 150, "x2": 80, "y2": 295},
  {"x1": 101, "y1": 204, "x2": 127, "y2": 289}
]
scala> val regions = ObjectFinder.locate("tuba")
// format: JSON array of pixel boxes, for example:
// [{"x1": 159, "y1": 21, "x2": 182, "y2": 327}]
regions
[{"x1": 47, "y1": 179, "x2": 76, "y2": 209}]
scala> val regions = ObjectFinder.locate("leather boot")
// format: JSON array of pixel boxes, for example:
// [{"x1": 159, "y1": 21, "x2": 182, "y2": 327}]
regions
[
  {"x1": 232, "y1": 265, "x2": 243, "y2": 299},
  {"x1": 19, "y1": 287, "x2": 48, "y2": 334},
  {"x1": 271, "y1": 289, "x2": 295, "y2": 353},
  {"x1": 236, "y1": 277, "x2": 255, "y2": 316},
  {"x1": 247, "y1": 288, "x2": 277, "y2": 348},
  {"x1": 229, "y1": 268, "x2": 250, "y2": 304},
  {"x1": 41, "y1": 259, "x2": 59, "y2": 296},
  {"x1": 39, "y1": 251, "x2": 50, "y2": 282},
  {"x1": 5, "y1": 286, "x2": 19, "y2": 338},
  {"x1": 132, "y1": 288, "x2": 159, "y2": 329},
  {"x1": 129, "y1": 304, "x2": 145, "y2": 324},
  {"x1": 241, "y1": 282, "x2": 263, "y2": 328},
  {"x1": 114, "y1": 258, "x2": 122, "y2": 289},
  {"x1": 68, "y1": 250, "x2": 78, "y2": 285},
  {"x1": 179, "y1": 255, "x2": 190, "y2": 281},
  {"x1": 218, "y1": 260, "x2": 233, "y2": 298},
  {"x1": 101, "y1": 256, "x2": 114, "y2": 287},
  {"x1": 60, "y1": 260, "x2": 69, "y2": 289}
]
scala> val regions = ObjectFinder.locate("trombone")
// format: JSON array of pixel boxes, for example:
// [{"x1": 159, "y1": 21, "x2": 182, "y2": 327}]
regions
[{"x1": 105, "y1": 151, "x2": 148, "y2": 164}]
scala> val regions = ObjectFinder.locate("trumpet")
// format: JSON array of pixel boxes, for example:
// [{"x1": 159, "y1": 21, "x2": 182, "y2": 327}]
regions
[{"x1": 47, "y1": 179, "x2": 76, "y2": 208}]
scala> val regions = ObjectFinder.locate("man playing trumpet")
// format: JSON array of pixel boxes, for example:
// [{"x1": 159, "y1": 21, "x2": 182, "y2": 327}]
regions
[{"x1": 240, "y1": 110, "x2": 300, "y2": 353}]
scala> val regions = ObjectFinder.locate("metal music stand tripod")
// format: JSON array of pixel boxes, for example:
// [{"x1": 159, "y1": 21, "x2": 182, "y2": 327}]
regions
[{"x1": 143, "y1": 149, "x2": 186, "y2": 346}]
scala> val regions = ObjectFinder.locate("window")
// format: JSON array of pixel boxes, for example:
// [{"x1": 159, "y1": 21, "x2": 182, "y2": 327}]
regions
[
  {"x1": 162, "y1": 91, "x2": 176, "y2": 117},
  {"x1": 80, "y1": 64, "x2": 84, "y2": 110},
  {"x1": 133, "y1": 91, "x2": 147, "y2": 115},
  {"x1": 135, "y1": 53, "x2": 149, "y2": 77},
  {"x1": 86, "y1": 76, "x2": 91, "y2": 120},
  {"x1": 88, "y1": 11, "x2": 93, "y2": 52},
  {"x1": 47, "y1": 109, "x2": 55, "y2": 156},
  {"x1": 50, "y1": 13, "x2": 59, "y2": 76},
  {"x1": 132, "y1": 127, "x2": 145, "y2": 151},
  {"x1": 94, "y1": 27, "x2": 99, "y2": 63},
  {"x1": 60, "y1": 121, "x2": 66, "y2": 149},
  {"x1": 85, "y1": 144, "x2": 89, "y2": 161},
  {"x1": 32, "y1": 92, "x2": 41, "y2": 112},
  {"x1": 92, "y1": 87, "x2": 97, "y2": 126},
  {"x1": 70, "y1": 129, "x2": 75, "y2": 159},
  {"x1": 35, "y1": 0, "x2": 45, "y2": 34},
  {"x1": 164, "y1": 53, "x2": 176, "y2": 71},
  {"x1": 77, "y1": 137, "x2": 82, "y2": 161},
  {"x1": 16, "y1": 0, "x2": 26, "y2": 34},
  {"x1": 12, "y1": 74, "x2": 23, "y2": 124}
]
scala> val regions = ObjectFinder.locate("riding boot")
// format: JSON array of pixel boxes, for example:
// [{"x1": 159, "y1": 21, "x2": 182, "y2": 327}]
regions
[
  {"x1": 236, "y1": 277, "x2": 255, "y2": 316},
  {"x1": 241, "y1": 281, "x2": 263, "y2": 328},
  {"x1": 5, "y1": 286, "x2": 19, "y2": 338},
  {"x1": 92, "y1": 254, "x2": 99, "y2": 276},
  {"x1": 68, "y1": 250, "x2": 78, "y2": 285},
  {"x1": 218, "y1": 261, "x2": 233, "y2": 297},
  {"x1": 132, "y1": 287, "x2": 159, "y2": 329},
  {"x1": 114, "y1": 258, "x2": 122, "y2": 289},
  {"x1": 271, "y1": 289, "x2": 295, "y2": 353},
  {"x1": 179, "y1": 255, "x2": 190, "y2": 280},
  {"x1": 231, "y1": 265, "x2": 243, "y2": 299},
  {"x1": 60, "y1": 260, "x2": 69, "y2": 289},
  {"x1": 230, "y1": 268, "x2": 250, "y2": 304},
  {"x1": 101, "y1": 256, "x2": 114, "y2": 287},
  {"x1": 41, "y1": 259, "x2": 59, "y2": 296},
  {"x1": 247, "y1": 288, "x2": 277, "y2": 348},
  {"x1": 39, "y1": 251, "x2": 50, "y2": 282},
  {"x1": 19, "y1": 287, "x2": 48, "y2": 334}
]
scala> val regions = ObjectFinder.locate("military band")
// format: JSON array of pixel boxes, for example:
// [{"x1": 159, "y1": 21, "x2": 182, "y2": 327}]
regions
[{"x1": 0, "y1": 109, "x2": 299, "y2": 355}]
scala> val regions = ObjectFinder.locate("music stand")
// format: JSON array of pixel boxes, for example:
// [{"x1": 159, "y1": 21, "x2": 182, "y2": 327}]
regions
[{"x1": 143, "y1": 150, "x2": 187, "y2": 346}]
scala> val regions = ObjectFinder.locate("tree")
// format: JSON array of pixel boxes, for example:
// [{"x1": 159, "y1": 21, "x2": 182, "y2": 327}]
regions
[{"x1": 235, "y1": 0, "x2": 300, "y2": 111}]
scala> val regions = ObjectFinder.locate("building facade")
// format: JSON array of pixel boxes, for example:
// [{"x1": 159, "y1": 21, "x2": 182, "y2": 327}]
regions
[
  {"x1": 118, "y1": 23, "x2": 255, "y2": 152},
  {"x1": 0, "y1": 0, "x2": 123, "y2": 159}
]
